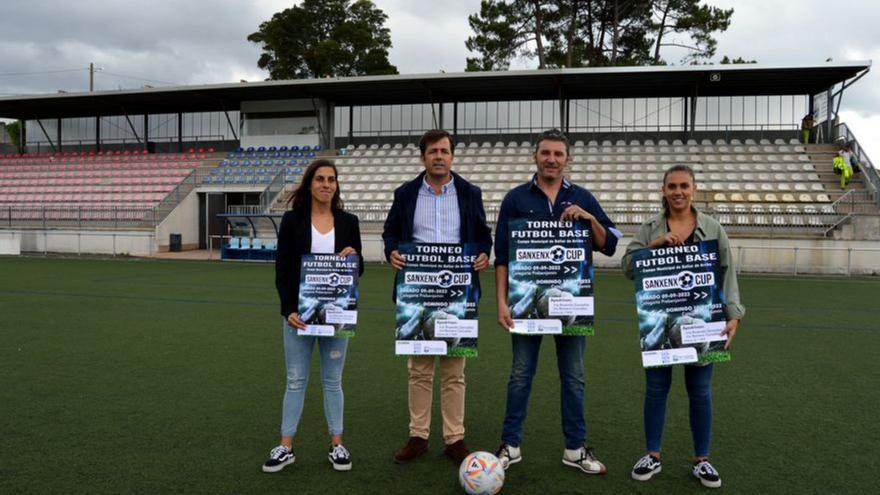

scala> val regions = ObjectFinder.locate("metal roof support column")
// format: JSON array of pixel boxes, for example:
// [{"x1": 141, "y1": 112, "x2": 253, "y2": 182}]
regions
[
  {"x1": 177, "y1": 112, "x2": 183, "y2": 152},
  {"x1": 56, "y1": 118, "x2": 62, "y2": 153},
  {"x1": 453, "y1": 102, "x2": 458, "y2": 141},
  {"x1": 825, "y1": 88, "x2": 833, "y2": 142},
  {"x1": 123, "y1": 112, "x2": 142, "y2": 148},
  {"x1": 683, "y1": 96, "x2": 689, "y2": 137},
  {"x1": 348, "y1": 106, "x2": 354, "y2": 147},
  {"x1": 95, "y1": 116, "x2": 101, "y2": 152},
  {"x1": 221, "y1": 104, "x2": 238, "y2": 141},
  {"x1": 438, "y1": 102, "x2": 444, "y2": 131},
  {"x1": 20, "y1": 119, "x2": 26, "y2": 153},
  {"x1": 143, "y1": 114, "x2": 150, "y2": 152},
  {"x1": 35, "y1": 119, "x2": 56, "y2": 153}
]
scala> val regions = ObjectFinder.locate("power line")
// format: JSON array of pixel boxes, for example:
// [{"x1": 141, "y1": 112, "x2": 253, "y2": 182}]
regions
[
  {"x1": 0, "y1": 68, "x2": 88, "y2": 78},
  {"x1": 99, "y1": 71, "x2": 179, "y2": 86}
]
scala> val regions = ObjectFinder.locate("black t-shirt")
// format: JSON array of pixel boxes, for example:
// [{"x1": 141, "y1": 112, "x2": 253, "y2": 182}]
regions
[{"x1": 667, "y1": 221, "x2": 696, "y2": 244}]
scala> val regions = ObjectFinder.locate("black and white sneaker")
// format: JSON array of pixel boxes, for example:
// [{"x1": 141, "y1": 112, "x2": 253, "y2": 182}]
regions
[
  {"x1": 562, "y1": 444, "x2": 606, "y2": 474},
  {"x1": 693, "y1": 459, "x2": 722, "y2": 488},
  {"x1": 328, "y1": 444, "x2": 352, "y2": 471},
  {"x1": 262, "y1": 445, "x2": 295, "y2": 473},
  {"x1": 631, "y1": 454, "x2": 662, "y2": 481},
  {"x1": 495, "y1": 443, "x2": 522, "y2": 470}
]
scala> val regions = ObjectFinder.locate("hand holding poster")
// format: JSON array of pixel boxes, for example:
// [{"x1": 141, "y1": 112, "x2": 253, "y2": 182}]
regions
[
  {"x1": 394, "y1": 242, "x2": 479, "y2": 357},
  {"x1": 630, "y1": 240, "x2": 730, "y2": 367},
  {"x1": 297, "y1": 254, "x2": 359, "y2": 337},
  {"x1": 507, "y1": 218, "x2": 595, "y2": 336}
]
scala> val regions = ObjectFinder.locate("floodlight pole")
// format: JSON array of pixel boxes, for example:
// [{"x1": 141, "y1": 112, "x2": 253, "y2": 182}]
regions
[{"x1": 89, "y1": 63, "x2": 95, "y2": 92}]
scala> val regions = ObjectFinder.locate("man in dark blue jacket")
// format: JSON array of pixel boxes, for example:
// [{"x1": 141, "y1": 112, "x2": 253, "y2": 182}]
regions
[
  {"x1": 382, "y1": 129, "x2": 492, "y2": 465},
  {"x1": 493, "y1": 129, "x2": 622, "y2": 476}
]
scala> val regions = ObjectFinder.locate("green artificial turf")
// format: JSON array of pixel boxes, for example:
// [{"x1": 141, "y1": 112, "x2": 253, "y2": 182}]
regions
[{"x1": 0, "y1": 256, "x2": 878, "y2": 494}]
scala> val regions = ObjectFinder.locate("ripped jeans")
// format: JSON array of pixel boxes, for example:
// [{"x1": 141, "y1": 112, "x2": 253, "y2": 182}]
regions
[{"x1": 280, "y1": 319, "x2": 349, "y2": 438}]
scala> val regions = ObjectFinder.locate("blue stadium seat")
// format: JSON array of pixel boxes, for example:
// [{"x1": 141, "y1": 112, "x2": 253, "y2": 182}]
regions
[
  {"x1": 314, "y1": 145, "x2": 322, "y2": 151},
  {"x1": 236, "y1": 147, "x2": 245, "y2": 153},
  {"x1": 291, "y1": 145, "x2": 300, "y2": 151},
  {"x1": 268, "y1": 146, "x2": 277, "y2": 152},
  {"x1": 279, "y1": 146, "x2": 289, "y2": 152},
  {"x1": 252, "y1": 238, "x2": 264, "y2": 249},
  {"x1": 257, "y1": 146, "x2": 266, "y2": 152},
  {"x1": 240, "y1": 238, "x2": 251, "y2": 249},
  {"x1": 308, "y1": 152, "x2": 316, "y2": 158},
  {"x1": 246, "y1": 146, "x2": 255, "y2": 152},
  {"x1": 228, "y1": 237, "x2": 241, "y2": 249},
  {"x1": 302, "y1": 145, "x2": 311, "y2": 151}
]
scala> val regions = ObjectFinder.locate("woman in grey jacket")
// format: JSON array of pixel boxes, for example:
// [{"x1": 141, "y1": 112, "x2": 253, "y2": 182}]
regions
[{"x1": 621, "y1": 164, "x2": 745, "y2": 489}]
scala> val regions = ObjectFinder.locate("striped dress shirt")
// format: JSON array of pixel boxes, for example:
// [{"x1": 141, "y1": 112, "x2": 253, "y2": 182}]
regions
[{"x1": 412, "y1": 177, "x2": 461, "y2": 244}]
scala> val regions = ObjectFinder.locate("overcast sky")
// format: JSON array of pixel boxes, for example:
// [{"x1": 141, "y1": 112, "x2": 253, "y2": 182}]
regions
[{"x1": 1, "y1": 0, "x2": 877, "y2": 155}]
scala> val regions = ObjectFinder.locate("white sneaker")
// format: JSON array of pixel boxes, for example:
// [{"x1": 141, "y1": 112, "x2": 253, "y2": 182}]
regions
[
  {"x1": 262, "y1": 445, "x2": 295, "y2": 473},
  {"x1": 631, "y1": 454, "x2": 662, "y2": 481},
  {"x1": 562, "y1": 444, "x2": 606, "y2": 474},
  {"x1": 495, "y1": 443, "x2": 522, "y2": 470},
  {"x1": 329, "y1": 444, "x2": 352, "y2": 471},
  {"x1": 693, "y1": 459, "x2": 722, "y2": 488}
]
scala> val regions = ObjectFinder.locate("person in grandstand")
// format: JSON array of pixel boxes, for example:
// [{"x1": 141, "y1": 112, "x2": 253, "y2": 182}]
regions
[
  {"x1": 382, "y1": 129, "x2": 492, "y2": 465},
  {"x1": 263, "y1": 159, "x2": 364, "y2": 473},
  {"x1": 493, "y1": 129, "x2": 621, "y2": 476},
  {"x1": 621, "y1": 164, "x2": 745, "y2": 489}
]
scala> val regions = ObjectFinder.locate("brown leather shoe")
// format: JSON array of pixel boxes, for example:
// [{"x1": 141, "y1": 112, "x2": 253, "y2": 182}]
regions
[
  {"x1": 393, "y1": 436, "x2": 428, "y2": 464},
  {"x1": 444, "y1": 439, "x2": 470, "y2": 465}
]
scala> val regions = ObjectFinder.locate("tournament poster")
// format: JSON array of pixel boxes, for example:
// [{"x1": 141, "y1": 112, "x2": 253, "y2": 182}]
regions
[
  {"x1": 297, "y1": 254, "x2": 359, "y2": 337},
  {"x1": 394, "y1": 242, "x2": 480, "y2": 357},
  {"x1": 507, "y1": 218, "x2": 595, "y2": 336},
  {"x1": 630, "y1": 240, "x2": 730, "y2": 367}
]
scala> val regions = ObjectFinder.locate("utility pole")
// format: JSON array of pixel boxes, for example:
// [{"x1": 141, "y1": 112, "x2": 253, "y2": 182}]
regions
[{"x1": 89, "y1": 62, "x2": 95, "y2": 92}]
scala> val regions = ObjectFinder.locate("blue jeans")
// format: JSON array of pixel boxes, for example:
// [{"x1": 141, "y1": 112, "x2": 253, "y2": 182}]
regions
[
  {"x1": 280, "y1": 319, "x2": 348, "y2": 438},
  {"x1": 644, "y1": 364, "x2": 714, "y2": 457},
  {"x1": 501, "y1": 334, "x2": 587, "y2": 450}
]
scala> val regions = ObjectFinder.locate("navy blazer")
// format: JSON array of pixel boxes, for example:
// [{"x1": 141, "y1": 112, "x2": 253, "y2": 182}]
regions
[
  {"x1": 382, "y1": 170, "x2": 492, "y2": 300},
  {"x1": 275, "y1": 206, "x2": 364, "y2": 318}
]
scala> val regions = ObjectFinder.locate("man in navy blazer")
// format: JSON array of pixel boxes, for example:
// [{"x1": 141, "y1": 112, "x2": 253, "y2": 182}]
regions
[{"x1": 382, "y1": 129, "x2": 492, "y2": 465}]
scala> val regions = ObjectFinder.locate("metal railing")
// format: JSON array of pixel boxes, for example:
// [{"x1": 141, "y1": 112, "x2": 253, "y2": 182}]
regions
[
  {"x1": 259, "y1": 168, "x2": 287, "y2": 212},
  {"x1": 146, "y1": 167, "x2": 210, "y2": 227},
  {"x1": 25, "y1": 134, "x2": 230, "y2": 154},
  {"x1": 0, "y1": 205, "x2": 155, "y2": 229},
  {"x1": 834, "y1": 122, "x2": 879, "y2": 206}
]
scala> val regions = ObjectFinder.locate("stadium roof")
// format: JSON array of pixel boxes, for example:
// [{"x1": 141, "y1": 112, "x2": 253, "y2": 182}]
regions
[{"x1": 0, "y1": 61, "x2": 870, "y2": 120}]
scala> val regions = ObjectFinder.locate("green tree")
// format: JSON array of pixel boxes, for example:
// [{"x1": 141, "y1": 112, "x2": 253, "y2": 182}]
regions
[
  {"x1": 248, "y1": 0, "x2": 397, "y2": 79},
  {"x1": 465, "y1": 0, "x2": 733, "y2": 70},
  {"x1": 649, "y1": 0, "x2": 733, "y2": 64},
  {"x1": 720, "y1": 55, "x2": 756, "y2": 64},
  {"x1": 5, "y1": 121, "x2": 21, "y2": 151}
]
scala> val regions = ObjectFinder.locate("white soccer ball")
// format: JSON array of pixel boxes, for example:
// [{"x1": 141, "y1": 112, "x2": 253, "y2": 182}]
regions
[{"x1": 459, "y1": 451, "x2": 504, "y2": 495}]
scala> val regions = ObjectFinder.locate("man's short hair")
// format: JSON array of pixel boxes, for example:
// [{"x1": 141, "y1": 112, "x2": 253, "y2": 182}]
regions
[
  {"x1": 419, "y1": 129, "x2": 454, "y2": 156},
  {"x1": 535, "y1": 128, "x2": 570, "y2": 156}
]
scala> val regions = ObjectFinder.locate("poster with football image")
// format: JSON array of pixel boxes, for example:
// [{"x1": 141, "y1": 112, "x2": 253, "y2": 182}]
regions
[
  {"x1": 394, "y1": 242, "x2": 480, "y2": 357},
  {"x1": 507, "y1": 218, "x2": 595, "y2": 336},
  {"x1": 297, "y1": 254, "x2": 360, "y2": 337},
  {"x1": 629, "y1": 240, "x2": 730, "y2": 367}
]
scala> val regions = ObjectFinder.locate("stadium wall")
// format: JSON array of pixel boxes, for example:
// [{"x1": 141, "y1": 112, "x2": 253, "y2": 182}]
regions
[
  {"x1": 11, "y1": 229, "x2": 154, "y2": 256},
  {"x1": 155, "y1": 190, "x2": 200, "y2": 252},
  {"x1": 356, "y1": 233, "x2": 880, "y2": 276}
]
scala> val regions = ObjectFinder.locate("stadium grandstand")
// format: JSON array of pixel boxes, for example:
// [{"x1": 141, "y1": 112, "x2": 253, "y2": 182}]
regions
[{"x1": 0, "y1": 62, "x2": 878, "y2": 274}]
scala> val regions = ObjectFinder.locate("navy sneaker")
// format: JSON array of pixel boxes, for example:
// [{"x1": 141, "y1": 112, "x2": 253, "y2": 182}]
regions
[
  {"x1": 262, "y1": 445, "x2": 295, "y2": 473},
  {"x1": 631, "y1": 454, "x2": 662, "y2": 481},
  {"x1": 329, "y1": 444, "x2": 352, "y2": 471},
  {"x1": 693, "y1": 459, "x2": 722, "y2": 488}
]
